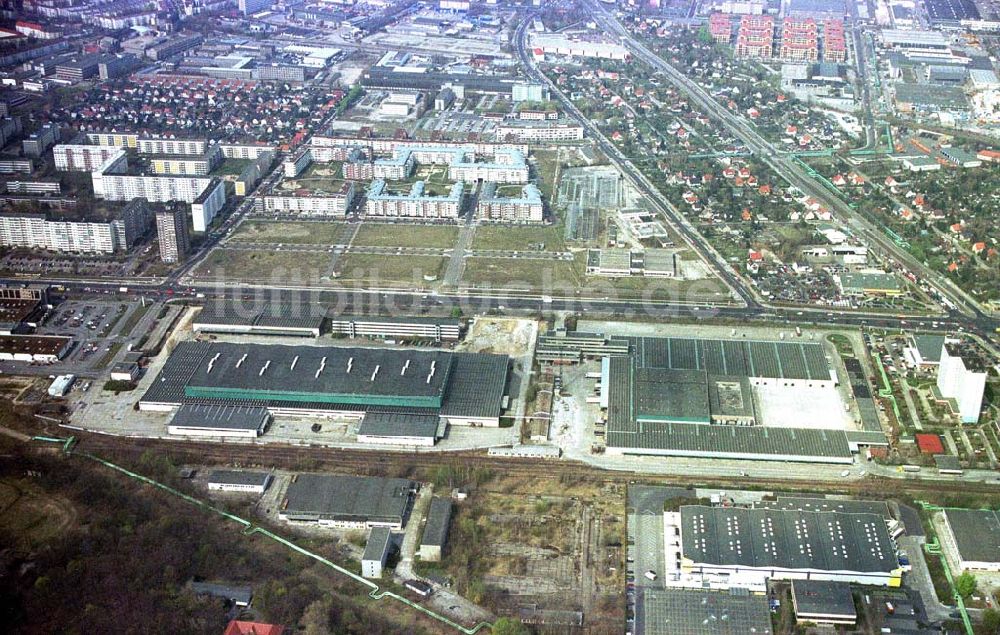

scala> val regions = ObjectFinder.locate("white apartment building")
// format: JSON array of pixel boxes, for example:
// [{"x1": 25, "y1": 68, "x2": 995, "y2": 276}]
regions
[
  {"x1": 264, "y1": 182, "x2": 356, "y2": 217},
  {"x1": 220, "y1": 143, "x2": 277, "y2": 159},
  {"x1": 0, "y1": 198, "x2": 150, "y2": 254},
  {"x1": 364, "y1": 180, "x2": 463, "y2": 220},
  {"x1": 477, "y1": 182, "x2": 544, "y2": 223},
  {"x1": 283, "y1": 147, "x2": 313, "y2": 178},
  {"x1": 150, "y1": 146, "x2": 223, "y2": 176},
  {"x1": 137, "y1": 137, "x2": 208, "y2": 156},
  {"x1": 937, "y1": 343, "x2": 988, "y2": 424},
  {"x1": 191, "y1": 179, "x2": 227, "y2": 232},
  {"x1": 86, "y1": 132, "x2": 138, "y2": 148},
  {"x1": 53, "y1": 144, "x2": 125, "y2": 172}
]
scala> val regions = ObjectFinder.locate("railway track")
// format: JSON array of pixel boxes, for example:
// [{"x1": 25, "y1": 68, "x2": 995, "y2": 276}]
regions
[{"x1": 70, "y1": 431, "x2": 1000, "y2": 500}]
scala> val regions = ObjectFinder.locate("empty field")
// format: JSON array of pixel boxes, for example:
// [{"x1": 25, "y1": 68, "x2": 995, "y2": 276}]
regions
[
  {"x1": 231, "y1": 221, "x2": 345, "y2": 245},
  {"x1": 462, "y1": 255, "x2": 584, "y2": 290},
  {"x1": 335, "y1": 254, "x2": 448, "y2": 286},
  {"x1": 472, "y1": 225, "x2": 566, "y2": 252},
  {"x1": 352, "y1": 224, "x2": 459, "y2": 249},
  {"x1": 194, "y1": 249, "x2": 331, "y2": 282}
]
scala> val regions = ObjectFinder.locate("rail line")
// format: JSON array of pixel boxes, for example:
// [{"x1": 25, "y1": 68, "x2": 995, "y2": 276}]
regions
[{"x1": 70, "y1": 431, "x2": 1000, "y2": 500}]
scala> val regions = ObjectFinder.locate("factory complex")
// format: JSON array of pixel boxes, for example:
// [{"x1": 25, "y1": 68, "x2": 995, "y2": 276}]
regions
[
  {"x1": 575, "y1": 331, "x2": 885, "y2": 463},
  {"x1": 140, "y1": 340, "x2": 510, "y2": 445},
  {"x1": 668, "y1": 505, "x2": 903, "y2": 590}
]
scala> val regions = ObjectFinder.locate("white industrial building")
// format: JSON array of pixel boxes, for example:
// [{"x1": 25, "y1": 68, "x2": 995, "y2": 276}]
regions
[
  {"x1": 531, "y1": 34, "x2": 631, "y2": 60},
  {"x1": 47, "y1": 374, "x2": 75, "y2": 397},
  {"x1": 207, "y1": 470, "x2": 272, "y2": 494},
  {"x1": 362, "y1": 527, "x2": 392, "y2": 578},
  {"x1": 665, "y1": 506, "x2": 903, "y2": 591},
  {"x1": 936, "y1": 342, "x2": 988, "y2": 423},
  {"x1": 495, "y1": 122, "x2": 585, "y2": 142}
]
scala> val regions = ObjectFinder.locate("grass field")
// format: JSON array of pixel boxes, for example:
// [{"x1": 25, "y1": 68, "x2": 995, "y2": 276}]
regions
[
  {"x1": 352, "y1": 224, "x2": 459, "y2": 249},
  {"x1": 195, "y1": 249, "x2": 331, "y2": 281},
  {"x1": 472, "y1": 225, "x2": 566, "y2": 251},
  {"x1": 231, "y1": 220, "x2": 345, "y2": 245},
  {"x1": 595, "y1": 274, "x2": 732, "y2": 301},
  {"x1": 335, "y1": 253, "x2": 447, "y2": 285},
  {"x1": 462, "y1": 255, "x2": 584, "y2": 290}
]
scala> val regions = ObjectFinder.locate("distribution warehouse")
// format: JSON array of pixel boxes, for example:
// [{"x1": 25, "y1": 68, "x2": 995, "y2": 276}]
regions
[
  {"x1": 538, "y1": 330, "x2": 886, "y2": 463},
  {"x1": 140, "y1": 341, "x2": 510, "y2": 444}
]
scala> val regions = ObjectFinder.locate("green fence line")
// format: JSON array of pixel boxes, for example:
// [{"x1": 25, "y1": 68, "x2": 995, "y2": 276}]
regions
[
  {"x1": 30, "y1": 437, "x2": 492, "y2": 635},
  {"x1": 923, "y1": 537, "x2": 974, "y2": 635},
  {"x1": 918, "y1": 505, "x2": 974, "y2": 635}
]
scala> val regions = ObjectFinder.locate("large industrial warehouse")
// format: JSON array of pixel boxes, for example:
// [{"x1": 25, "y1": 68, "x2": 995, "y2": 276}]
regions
[
  {"x1": 669, "y1": 505, "x2": 903, "y2": 588},
  {"x1": 279, "y1": 474, "x2": 414, "y2": 529},
  {"x1": 588, "y1": 333, "x2": 879, "y2": 463},
  {"x1": 140, "y1": 341, "x2": 510, "y2": 443}
]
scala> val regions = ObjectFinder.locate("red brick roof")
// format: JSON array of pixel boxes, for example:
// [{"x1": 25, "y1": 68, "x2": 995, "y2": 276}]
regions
[
  {"x1": 224, "y1": 621, "x2": 284, "y2": 635},
  {"x1": 915, "y1": 433, "x2": 944, "y2": 455}
]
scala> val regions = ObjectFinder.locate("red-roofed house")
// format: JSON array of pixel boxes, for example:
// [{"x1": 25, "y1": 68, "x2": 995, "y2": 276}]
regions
[
  {"x1": 915, "y1": 434, "x2": 944, "y2": 455},
  {"x1": 224, "y1": 621, "x2": 284, "y2": 635},
  {"x1": 972, "y1": 242, "x2": 986, "y2": 254}
]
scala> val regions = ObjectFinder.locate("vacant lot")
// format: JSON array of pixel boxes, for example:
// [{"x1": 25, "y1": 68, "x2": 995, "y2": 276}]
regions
[
  {"x1": 231, "y1": 220, "x2": 345, "y2": 245},
  {"x1": 352, "y1": 224, "x2": 459, "y2": 249},
  {"x1": 335, "y1": 254, "x2": 447, "y2": 286},
  {"x1": 462, "y1": 255, "x2": 584, "y2": 291},
  {"x1": 472, "y1": 225, "x2": 566, "y2": 252},
  {"x1": 194, "y1": 249, "x2": 331, "y2": 282}
]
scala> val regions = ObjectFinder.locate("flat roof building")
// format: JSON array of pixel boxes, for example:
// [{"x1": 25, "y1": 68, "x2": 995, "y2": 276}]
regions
[
  {"x1": 677, "y1": 505, "x2": 902, "y2": 587},
  {"x1": 280, "y1": 474, "x2": 413, "y2": 529},
  {"x1": 419, "y1": 497, "x2": 453, "y2": 562},
  {"x1": 357, "y1": 412, "x2": 443, "y2": 446},
  {"x1": 207, "y1": 470, "x2": 272, "y2": 494},
  {"x1": 599, "y1": 332, "x2": 855, "y2": 463},
  {"x1": 327, "y1": 315, "x2": 462, "y2": 342},
  {"x1": 362, "y1": 526, "x2": 393, "y2": 578},
  {"x1": 637, "y1": 587, "x2": 772, "y2": 635},
  {"x1": 192, "y1": 302, "x2": 323, "y2": 337},
  {"x1": 941, "y1": 509, "x2": 1000, "y2": 572},
  {"x1": 791, "y1": 580, "x2": 856, "y2": 625},
  {"x1": 0, "y1": 334, "x2": 71, "y2": 363},
  {"x1": 167, "y1": 404, "x2": 270, "y2": 438}
]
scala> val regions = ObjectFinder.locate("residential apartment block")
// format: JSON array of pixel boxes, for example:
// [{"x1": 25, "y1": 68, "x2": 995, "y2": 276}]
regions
[
  {"x1": 263, "y1": 182, "x2": 356, "y2": 217},
  {"x1": 365, "y1": 180, "x2": 463, "y2": 219},
  {"x1": 0, "y1": 198, "x2": 150, "y2": 254},
  {"x1": 477, "y1": 182, "x2": 544, "y2": 223}
]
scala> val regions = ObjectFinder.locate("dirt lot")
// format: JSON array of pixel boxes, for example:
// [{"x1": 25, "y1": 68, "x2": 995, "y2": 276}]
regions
[{"x1": 417, "y1": 472, "x2": 625, "y2": 632}]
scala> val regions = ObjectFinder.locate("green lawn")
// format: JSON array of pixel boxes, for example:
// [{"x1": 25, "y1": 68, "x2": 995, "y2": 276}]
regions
[
  {"x1": 472, "y1": 225, "x2": 566, "y2": 251},
  {"x1": 352, "y1": 224, "x2": 459, "y2": 249},
  {"x1": 230, "y1": 221, "x2": 345, "y2": 245},
  {"x1": 335, "y1": 254, "x2": 447, "y2": 285}
]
